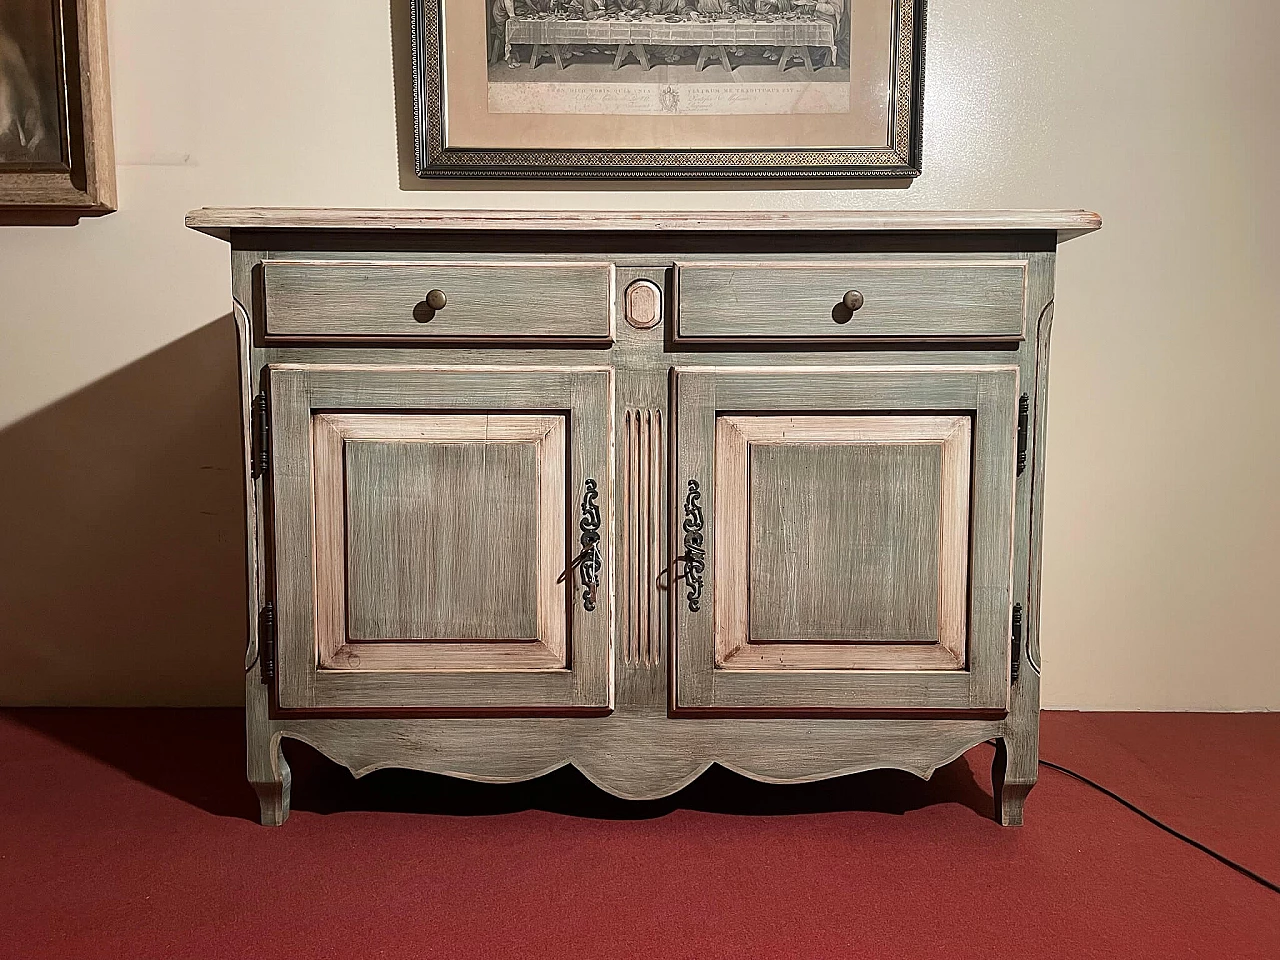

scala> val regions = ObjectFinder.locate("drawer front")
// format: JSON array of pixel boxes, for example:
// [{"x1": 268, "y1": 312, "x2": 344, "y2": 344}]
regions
[
  {"x1": 675, "y1": 260, "x2": 1028, "y2": 341},
  {"x1": 263, "y1": 259, "x2": 615, "y2": 341}
]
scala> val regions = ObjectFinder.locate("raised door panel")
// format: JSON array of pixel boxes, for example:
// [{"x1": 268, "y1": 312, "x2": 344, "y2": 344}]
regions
[
  {"x1": 718, "y1": 415, "x2": 970, "y2": 671},
  {"x1": 673, "y1": 366, "x2": 1018, "y2": 713},
  {"x1": 269, "y1": 366, "x2": 612, "y2": 712},
  {"x1": 345, "y1": 437, "x2": 541, "y2": 643},
  {"x1": 313, "y1": 413, "x2": 567, "y2": 673}
]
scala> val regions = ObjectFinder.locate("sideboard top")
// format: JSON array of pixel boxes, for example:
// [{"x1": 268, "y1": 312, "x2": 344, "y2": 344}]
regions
[{"x1": 185, "y1": 208, "x2": 1102, "y2": 243}]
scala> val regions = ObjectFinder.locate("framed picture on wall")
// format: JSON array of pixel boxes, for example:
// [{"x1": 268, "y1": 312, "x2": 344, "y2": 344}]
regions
[
  {"x1": 411, "y1": 0, "x2": 926, "y2": 179},
  {"x1": 0, "y1": 0, "x2": 115, "y2": 216}
]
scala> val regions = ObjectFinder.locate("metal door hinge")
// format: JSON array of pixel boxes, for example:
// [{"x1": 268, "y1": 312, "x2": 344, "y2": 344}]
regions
[
  {"x1": 1016, "y1": 393, "x2": 1030, "y2": 476},
  {"x1": 259, "y1": 602, "x2": 276, "y2": 684},
  {"x1": 252, "y1": 392, "x2": 271, "y2": 479},
  {"x1": 1011, "y1": 602, "x2": 1024, "y2": 683}
]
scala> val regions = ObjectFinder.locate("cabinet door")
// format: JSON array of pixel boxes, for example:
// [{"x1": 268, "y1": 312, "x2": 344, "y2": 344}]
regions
[
  {"x1": 672, "y1": 366, "x2": 1019, "y2": 713},
  {"x1": 267, "y1": 365, "x2": 612, "y2": 712}
]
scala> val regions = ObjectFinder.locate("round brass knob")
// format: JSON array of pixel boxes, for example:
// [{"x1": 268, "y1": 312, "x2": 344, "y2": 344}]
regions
[
  {"x1": 842, "y1": 289, "x2": 865, "y2": 312},
  {"x1": 425, "y1": 289, "x2": 447, "y2": 311}
]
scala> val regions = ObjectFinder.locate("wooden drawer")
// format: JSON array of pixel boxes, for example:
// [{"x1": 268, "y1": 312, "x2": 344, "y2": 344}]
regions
[
  {"x1": 675, "y1": 260, "x2": 1029, "y2": 341},
  {"x1": 262, "y1": 259, "x2": 616, "y2": 341}
]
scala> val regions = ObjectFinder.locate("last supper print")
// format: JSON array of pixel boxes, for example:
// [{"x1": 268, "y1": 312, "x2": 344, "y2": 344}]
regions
[{"x1": 486, "y1": 0, "x2": 854, "y2": 116}]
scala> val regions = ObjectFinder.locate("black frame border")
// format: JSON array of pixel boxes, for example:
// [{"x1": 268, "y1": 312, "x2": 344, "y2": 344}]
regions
[{"x1": 411, "y1": 0, "x2": 927, "y2": 180}]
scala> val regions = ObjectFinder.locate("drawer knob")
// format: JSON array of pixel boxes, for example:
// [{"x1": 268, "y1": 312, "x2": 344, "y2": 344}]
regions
[
  {"x1": 425, "y1": 289, "x2": 447, "y2": 311},
  {"x1": 842, "y1": 289, "x2": 865, "y2": 312}
]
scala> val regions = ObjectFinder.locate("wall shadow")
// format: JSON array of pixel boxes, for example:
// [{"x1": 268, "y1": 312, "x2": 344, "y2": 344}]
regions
[
  {"x1": 0, "y1": 317, "x2": 247, "y2": 706},
  {"x1": 388, "y1": 0, "x2": 913, "y2": 194},
  {"x1": 9, "y1": 707, "x2": 255, "y2": 820}
]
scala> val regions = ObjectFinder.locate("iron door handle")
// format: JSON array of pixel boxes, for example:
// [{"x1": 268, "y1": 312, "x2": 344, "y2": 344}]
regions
[
  {"x1": 575, "y1": 478, "x2": 602, "y2": 611},
  {"x1": 678, "y1": 479, "x2": 705, "y2": 612}
]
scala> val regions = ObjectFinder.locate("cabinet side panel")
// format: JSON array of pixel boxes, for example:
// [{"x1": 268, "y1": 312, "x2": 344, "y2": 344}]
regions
[
  {"x1": 994, "y1": 249, "x2": 1058, "y2": 823},
  {"x1": 237, "y1": 245, "x2": 291, "y2": 823}
]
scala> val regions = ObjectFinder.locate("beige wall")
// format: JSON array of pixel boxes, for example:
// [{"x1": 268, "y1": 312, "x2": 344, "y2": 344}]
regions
[{"x1": 1, "y1": 0, "x2": 1276, "y2": 709}]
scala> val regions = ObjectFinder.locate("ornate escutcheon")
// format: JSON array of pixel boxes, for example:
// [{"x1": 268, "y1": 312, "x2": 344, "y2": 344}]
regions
[
  {"x1": 624, "y1": 278, "x2": 663, "y2": 330},
  {"x1": 578, "y1": 479, "x2": 602, "y2": 611},
  {"x1": 682, "y1": 479, "x2": 706, "y2": 612}
]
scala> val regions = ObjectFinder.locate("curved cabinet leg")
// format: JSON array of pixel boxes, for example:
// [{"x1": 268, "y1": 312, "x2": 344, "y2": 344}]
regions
[
  {"x1": 992, "y1": 737, "x2": 1037, "y2": 827},
  {"x1": 999, "y1": 783, "x2": 1034, "y2": 827},
  {"x1": 246, "y1": 679, "x2": 291, "y2": 826},
  {"x1": 250, "y1": 756, "x2": 292, "y2": 827}
]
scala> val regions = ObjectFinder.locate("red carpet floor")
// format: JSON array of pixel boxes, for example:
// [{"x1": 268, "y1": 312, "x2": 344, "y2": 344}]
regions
[{"x1": 1, "y1": 710, "x2": 1277, "y2": 959}]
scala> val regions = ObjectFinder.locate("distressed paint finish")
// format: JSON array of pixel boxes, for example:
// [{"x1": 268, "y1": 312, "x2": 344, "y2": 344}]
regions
[
  {"x1": 187, "y1": 208, "x2": 1102, "y2": 242},
  {"x1": 675, "y1": 260, "x2": 1029, "y2": 341},
  {"x1": 202, "y1": 210, "x2": 1100, "y2": 827},
  {"x1": 748, "y1": 442, "x2": 944, "y2": 646},
  {"x1": 337, "y1": 417, "x2": 560, "y2": 644},
  {"x1": 675, "y1": 366, "x2": 1018, "y2": 712},
  {"x1": 310, "y1": 411, "x2": 572, "y2": 674},
  {"x1": 996, "y1": 254, "x2": 1061, "y2": 826},
  {"x1": 268, "y1": 365, "x2": 613, "y2": 712},
  {"x1": 274, "y1": 710, "x2": 1004, "y2": 803},
  {"x1": 624, "y1": 280, "x2": 663, "y2": 331},
  {"x1": 345, "y1": 440, "x2": 540, "y2": 640},
  {"x1": 713, "y1": 414, "x2": 972, "y2": 669},
  {"x1": 263, "y1": 259, "x2": 615, "y2": 341},
  {"x1": 623, "y1": 409, "x2": 664, "y2": 667}
]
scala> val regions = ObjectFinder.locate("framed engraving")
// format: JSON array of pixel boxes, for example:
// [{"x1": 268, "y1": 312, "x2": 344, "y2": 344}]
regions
[
  {"x1": 0, "y1": 0, "x2": 115, "y2": 215},
  {"x1": 412, "y1": 0, "x2": 926, "y2": 178}
]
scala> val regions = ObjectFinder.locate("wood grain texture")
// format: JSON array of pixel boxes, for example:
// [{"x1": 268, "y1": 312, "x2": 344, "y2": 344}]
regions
[
  {"x1": 340, "y1": 421, "x2": 553, "y2": 643},
  {"x1": 624, "y1": 280, "x2": 663, "y2": 331},
  {"x1": 992, "y1": 251, "x2": 1062, "y2": 824},
  {"x1": 78, "y1": 0, "x2": 116, "y2": 211},
  {"x1": 208, "y1": 222, "x2": 1093, "y2": 825},
  {"x1": 709, "y1": 414, "x2": 970, "y2": 670},
  {"x1": 263, "y1": 259, "x2": 614, "y2": 341},
  {"x1": 230, "y1": 294, "x2": 259, "y2": 674},
  {"x1": 233, "y1": 248, "x2": 288, "y2": 825},
  {"x1": 742, "y1": 419, "x2": 945, "y2": 642},
  {"x1": 344, "y1": 439, "x2": 540, "y2": 640},
  {"x1": 269, "y1": 365, "x2": 613, "y2": 711},
  {"x1": 675, "y1": 366, "x2": 1018, "y2": 712},
  {"x1": 675, "y1": 260, "x2": 1028, "y2": 341},
  {"x1": 992, "y1": 738, "x2": 1035, "y2": 826},
  {"x1": 321, "y1": 643, "x2": 564, "y2": 672},
  {"x1": 623, "y1": 410, "x2": 663, "y2": 667},
  {"x1": 308, "y1": 412, "x2": 568, "y2": 673},
  {"x1": 273, "y1": 709, "x2": 1005, "y2": 802},
  {"x1": 186, "y1": 208, "x2": 1103, "y2": 242},
  {"x1": 0, "y1": 0, "x2": 115, "y2": 213}
]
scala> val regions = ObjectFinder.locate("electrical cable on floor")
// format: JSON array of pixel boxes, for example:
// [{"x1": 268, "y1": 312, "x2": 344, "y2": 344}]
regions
[{"x1": 1036, "y1": 756, "x2": 1280, "y2": 896}]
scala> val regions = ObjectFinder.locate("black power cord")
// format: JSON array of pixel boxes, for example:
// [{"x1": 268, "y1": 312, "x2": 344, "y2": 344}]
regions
[{"x1": 1037, "y1": 757, "x2": 1280, "y2": 896}]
